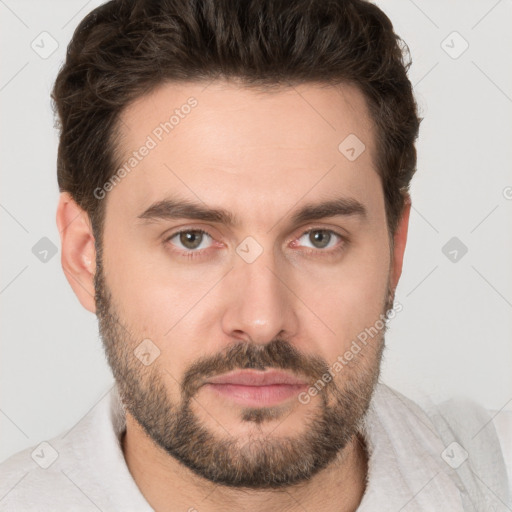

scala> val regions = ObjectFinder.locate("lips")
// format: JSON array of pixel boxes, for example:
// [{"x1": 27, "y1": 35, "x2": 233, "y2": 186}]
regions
[
  {"x1": 203, "y1": 370, "x2": 310, "y2": 407},
  {"x1": 205, "y1": 369, "x2": 309, "y2": 387}
]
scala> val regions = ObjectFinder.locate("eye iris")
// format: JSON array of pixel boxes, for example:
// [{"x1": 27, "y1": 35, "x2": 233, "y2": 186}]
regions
[
  {"x1": 180, "y1": 231, "x2": 203, "y2": 249},
  {"x1": 310, "y1": 230, "x2": 331, "y2": 249}
]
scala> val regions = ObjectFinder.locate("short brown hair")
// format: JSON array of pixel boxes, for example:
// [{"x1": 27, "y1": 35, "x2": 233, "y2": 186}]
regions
[{"x1": 52, "y1": 0, "x2": 420, "y2": 242}]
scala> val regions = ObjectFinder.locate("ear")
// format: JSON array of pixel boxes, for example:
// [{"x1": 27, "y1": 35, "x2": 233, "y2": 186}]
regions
[
  {"x1": 56, "y1": 192, "x2": 97, "y2": 313},
  {"x1": 390, "y1": 195, "x2": 411, "y2": 291}
]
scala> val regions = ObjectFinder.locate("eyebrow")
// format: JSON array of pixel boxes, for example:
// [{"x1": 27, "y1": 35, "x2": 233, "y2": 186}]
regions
[{"x1": 137, "y1": 196, "x2": 367, "y2": 227}]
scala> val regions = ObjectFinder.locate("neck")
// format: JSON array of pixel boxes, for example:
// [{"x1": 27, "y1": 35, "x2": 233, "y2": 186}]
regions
[{"x1": 121, "y1": 414, "x2": 368, "y2": 512}]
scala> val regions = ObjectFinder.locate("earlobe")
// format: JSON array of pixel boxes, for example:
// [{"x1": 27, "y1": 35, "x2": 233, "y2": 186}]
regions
[
  {"x1": 390, "y1": 196, "x2": 411, "y2": 291},
  {"x1": 56, "y1": 192, "x2": 97, "y2": 314}
]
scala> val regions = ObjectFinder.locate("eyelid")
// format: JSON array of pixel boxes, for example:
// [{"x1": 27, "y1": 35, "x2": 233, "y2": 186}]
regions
[
  {"x1": 164, "y1": 224, "x2": 348, "y2": 259},
  {"x1": 164, "y1": 228, "x2": 215, "y2": 247},
  {"x1": 163, "y1": 226, "x2": 216, "y2": 243},
  {"x1": 290, "y1": 227, "x2": 346, "y2": 250}
]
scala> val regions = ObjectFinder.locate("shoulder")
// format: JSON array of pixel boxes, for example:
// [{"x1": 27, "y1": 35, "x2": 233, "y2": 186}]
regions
[
  {"x1": 0, "y1": 392, "x2": 107, "y2": 510},
  {"x1": 0, "y1": 385, "x2": 151, "y2": 511},
  {"x1": 0, "y1": 438, "x2": 80, "y2": 511},
  {"x1": 415, "y1": 389, "x2": 512, "y2": 508},
  {"x1": 491, "y1": 409, "x2": 512, "y2": 492},
  {"x1": 369, "y1": 384, "x2": 511, "y2": 509}
]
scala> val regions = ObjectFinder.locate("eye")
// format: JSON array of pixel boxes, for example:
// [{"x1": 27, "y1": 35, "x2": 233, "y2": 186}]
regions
[
  {"x1": 164, "y1": 227, "x2": 346, "y2": 260},
  {"x1": 166, "y1": 229, "x2": 213, "y2": 252},
  {"x1": 295, "y1": 228, "x2": 344, "y2": 251}
]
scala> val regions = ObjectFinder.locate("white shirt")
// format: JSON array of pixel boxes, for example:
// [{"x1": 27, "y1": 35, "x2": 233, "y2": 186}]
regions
[{"x1": 1, "y1": 382, "x2": 510, "y2": 511}]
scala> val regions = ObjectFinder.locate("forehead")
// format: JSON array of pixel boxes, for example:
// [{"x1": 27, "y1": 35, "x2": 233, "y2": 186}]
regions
[{"x1": 109, "y1": 80, "x2": 381, "y2": 225}]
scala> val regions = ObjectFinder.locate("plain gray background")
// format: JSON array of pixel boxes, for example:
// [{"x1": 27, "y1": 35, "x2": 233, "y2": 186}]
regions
[{"x1": 1, "y1": 0, "x2": 511, "y2": 463}]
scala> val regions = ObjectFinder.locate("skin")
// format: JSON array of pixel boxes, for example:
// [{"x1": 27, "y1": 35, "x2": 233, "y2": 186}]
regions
[{"x1": 56, "y1": 80, "x2": 411, "y2": 512}]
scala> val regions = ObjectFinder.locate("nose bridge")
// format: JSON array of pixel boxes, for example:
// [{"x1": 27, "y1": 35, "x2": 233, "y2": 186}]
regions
[{"x1": 221, "y1": 239, "x2": 298, "y2": 343}]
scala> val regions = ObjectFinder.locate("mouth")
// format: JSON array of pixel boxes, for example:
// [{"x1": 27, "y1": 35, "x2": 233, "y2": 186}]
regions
[{"x1": 203, "y1": 369, "x2": 309, "y2": 407}]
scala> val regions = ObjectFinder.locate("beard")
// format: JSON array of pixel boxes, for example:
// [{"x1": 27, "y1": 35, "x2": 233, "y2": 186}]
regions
[{"x1": 94, "y1": 254, "x2": 393, "y2": 489}]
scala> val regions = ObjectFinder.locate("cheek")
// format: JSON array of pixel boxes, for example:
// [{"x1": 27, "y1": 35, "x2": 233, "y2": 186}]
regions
[
  {"x1": 293, "y1": 237, "x2": 390, "y2": 360},
  {"x1": 101, "y1": 238, "x2": 203, "y2": 388},
  {"x1": 101, "y1": 224, "x2": 174, "y2": 331},
  {"x1": 101, "y1": 227, "x2": 221, "y2": 353}
]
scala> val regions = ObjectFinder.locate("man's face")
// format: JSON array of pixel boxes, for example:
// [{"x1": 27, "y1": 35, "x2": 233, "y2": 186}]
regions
[{"x1": 95, "y1": 80, "x2": 395, "y2": 488}]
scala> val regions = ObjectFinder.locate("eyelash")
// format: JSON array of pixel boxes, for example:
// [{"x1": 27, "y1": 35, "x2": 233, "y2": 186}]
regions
[{"x1": 163, "y1": 227, "x2": 348, "y2": 260}]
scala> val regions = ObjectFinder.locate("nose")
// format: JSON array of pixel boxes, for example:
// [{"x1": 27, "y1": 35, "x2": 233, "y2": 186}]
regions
[{"x1": 220, "y1": 246, "x2": 299, "y2": 345}]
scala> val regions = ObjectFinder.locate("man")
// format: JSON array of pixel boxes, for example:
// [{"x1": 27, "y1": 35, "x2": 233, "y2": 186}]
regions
[{"x1": 1, "y1": 0, "x2": 510, "y2": 510}]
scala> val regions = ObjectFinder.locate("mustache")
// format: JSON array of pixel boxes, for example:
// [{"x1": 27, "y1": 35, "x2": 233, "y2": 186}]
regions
[{"x1": 181, "y1": 339, "x2": 329, "y2": 399}]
